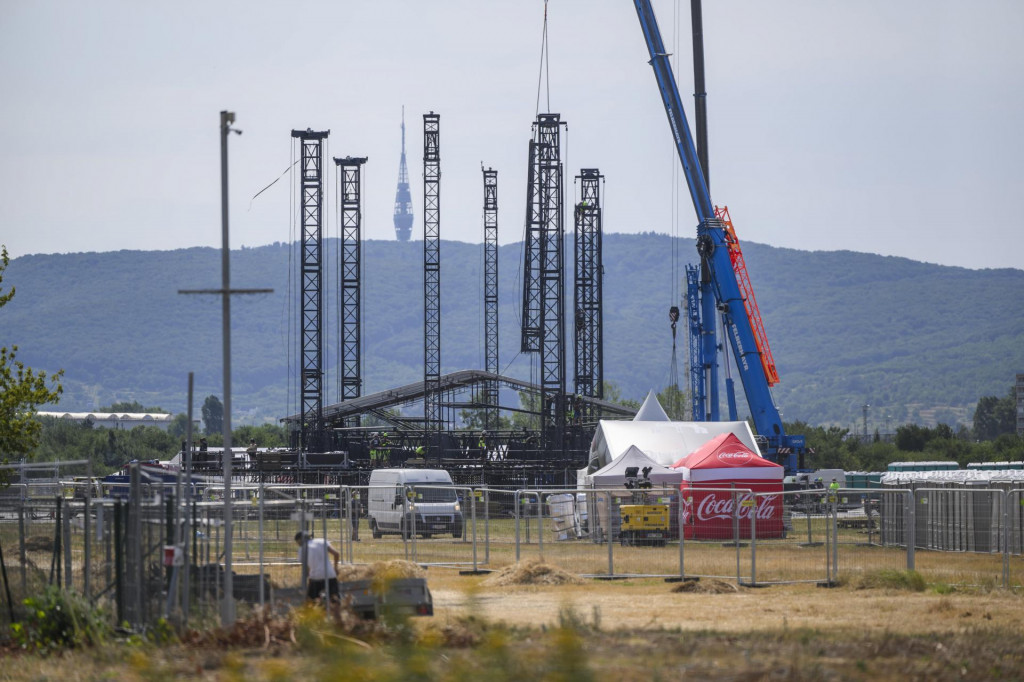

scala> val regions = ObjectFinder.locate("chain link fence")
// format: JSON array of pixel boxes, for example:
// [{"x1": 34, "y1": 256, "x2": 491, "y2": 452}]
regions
[{"x1": 6, "y1": 471, "x2": 1024, "y2": 633}]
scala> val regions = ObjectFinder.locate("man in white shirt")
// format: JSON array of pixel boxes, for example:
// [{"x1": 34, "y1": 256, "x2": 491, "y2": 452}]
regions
[{"x1": 294, "y1": 531, "x2": 340, "y2": 604}]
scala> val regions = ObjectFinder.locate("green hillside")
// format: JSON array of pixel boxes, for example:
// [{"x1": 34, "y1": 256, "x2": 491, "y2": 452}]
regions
[{"x1": 4, "y1": 236, "x2": 1022, "y2": 430}]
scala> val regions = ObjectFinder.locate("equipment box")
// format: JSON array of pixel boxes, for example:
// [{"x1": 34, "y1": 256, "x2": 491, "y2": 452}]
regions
[
  {"x1": 338, "y1": 577, "x2": 433, "y2": 619},
  {"x1": 619, "y1": 504, "x2": 669, "y2": 546}
]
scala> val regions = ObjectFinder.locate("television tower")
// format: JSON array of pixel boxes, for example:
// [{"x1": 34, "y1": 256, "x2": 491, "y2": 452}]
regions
[{"x1": 393, "y1": 108, "x2": 414, "y2": 241}]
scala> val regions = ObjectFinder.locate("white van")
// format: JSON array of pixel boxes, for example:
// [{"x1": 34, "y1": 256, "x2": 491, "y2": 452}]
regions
[{"x1": 367, "y1": 468, "x2": 463, "y2": 539}]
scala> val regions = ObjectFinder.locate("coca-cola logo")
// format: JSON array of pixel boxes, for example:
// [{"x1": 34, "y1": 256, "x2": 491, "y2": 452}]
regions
[
  {"x1": 683, "y1": 492, "x2": 779, "y2": 523},
  {"x1": 716, "y1": 450, "x2": 754, "y2": 466}
]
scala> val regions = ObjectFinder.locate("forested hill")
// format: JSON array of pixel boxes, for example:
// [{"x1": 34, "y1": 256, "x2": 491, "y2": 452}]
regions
[{"x1": 4, "y1": 235, "x2": 1022, "y2": 430}]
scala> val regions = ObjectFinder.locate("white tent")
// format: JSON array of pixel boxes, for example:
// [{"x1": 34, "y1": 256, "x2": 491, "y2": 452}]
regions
[
  {"x1": 586, "y1": 418, "x2": 761, "y2": 473},
  {"x1": 586, "y1": 444, "x2": 683, "y2": 487},
  {"x1": 633, "y1": 390, "x2": 670, "y2": 422}
]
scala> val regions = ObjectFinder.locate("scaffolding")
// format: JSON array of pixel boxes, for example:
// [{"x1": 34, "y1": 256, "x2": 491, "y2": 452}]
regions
[
  {"x1": 334, "y1": 156, "x2": 368, "y2": 428},
  {"x1": 573, "y1": 168, "x2": 604, "y2": 421},
  {"x1": 292, "y1": 128, "x2": 329, "y2": 454},
  {"x1": 423, "y1": 113, "x2": 442, "y2": 437},
  {"x1": 482, "y1": 167, "x2": 500, "y2": 430}
]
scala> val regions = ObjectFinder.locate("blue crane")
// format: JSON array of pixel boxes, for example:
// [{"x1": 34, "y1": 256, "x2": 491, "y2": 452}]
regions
[{"x1": 633, "y1": 0, "x2": 805, "y2": 473}]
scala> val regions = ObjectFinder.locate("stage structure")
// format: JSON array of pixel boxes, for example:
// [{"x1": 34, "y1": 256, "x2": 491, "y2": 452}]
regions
[
  {"x1": 292, "y1": 128, "x2": 329, "y2": 454},
  {"x1": 534, "y1": 114, "x2": 568, "y2": 455},
  {"x1": 573, "y1": 168, "x2": 604, "y2": 422},
  {"x1": 334, "y1": 155, "x2": 367, "y2": 427},
  {"x1": 482, "y1": 167, "x2": 499, "y2": 430},
  {"x1": 423, "y1": 113, "x2": 443, "y2": 439}
]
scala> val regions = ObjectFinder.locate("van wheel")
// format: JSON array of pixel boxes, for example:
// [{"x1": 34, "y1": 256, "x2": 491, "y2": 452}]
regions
[{"x1": 370, "y1": 519, "x2": 381, "y2": 539}]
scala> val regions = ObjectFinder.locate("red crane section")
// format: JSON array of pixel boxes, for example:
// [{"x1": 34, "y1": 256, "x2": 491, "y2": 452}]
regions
[{"x1": 715, "y1": 205, "x2": 780, "y2": 386}]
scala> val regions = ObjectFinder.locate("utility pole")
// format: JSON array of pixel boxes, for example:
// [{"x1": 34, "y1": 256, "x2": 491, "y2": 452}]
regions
[
  {"x1": 862, "y1": 404, "x2": 870, "y2": 441},
  {"x1": 179, "y1": 111, "x2": 272, "y2": 626}
]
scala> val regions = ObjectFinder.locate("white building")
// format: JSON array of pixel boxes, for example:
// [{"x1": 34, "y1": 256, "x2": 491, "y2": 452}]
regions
[{"x1": 37, "y1": 411, "x2": 175, "y2": 432}]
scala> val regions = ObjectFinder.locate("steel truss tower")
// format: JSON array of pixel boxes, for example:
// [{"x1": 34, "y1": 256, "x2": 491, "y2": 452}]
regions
[
  {"x1": 482, "y1": 167, "x2": 499, "y2": 429},
  {"x1": 393, "y1": 110, "x2": 413, "y2": 242},
  {"x1": 573, "y1": 168, "x2": 603, "y2": 421},
  {"x1": 334, "y1": 155, "x2": 367, "y2": 428},
  {"x1": 521, "y1": 140, "x2": 542, "y2": 353},
  {"x1": 532, "y1": 114, "x2": 567, "y2": 452},
  {"x1": 292, "y1": 128, "x2": 329, "y2": 454},
  {"x1": 423, "y1": 113, "x2": 442, "y2": 436}
]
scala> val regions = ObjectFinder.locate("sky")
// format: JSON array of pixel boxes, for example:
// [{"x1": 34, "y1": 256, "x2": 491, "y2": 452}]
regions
[{"x1": 1, "y1": 0, "x2": 1022, "y2": 270}]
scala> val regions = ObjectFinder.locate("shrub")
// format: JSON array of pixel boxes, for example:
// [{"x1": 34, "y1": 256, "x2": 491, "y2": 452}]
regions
[{"x1": 11, "y1": 585, "x2": 111, "y2": 654}]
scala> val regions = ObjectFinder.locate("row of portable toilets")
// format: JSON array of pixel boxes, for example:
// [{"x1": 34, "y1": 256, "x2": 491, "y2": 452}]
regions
[{"x1": 877, "y1": 465, "x2": 1024, "y2": 554}]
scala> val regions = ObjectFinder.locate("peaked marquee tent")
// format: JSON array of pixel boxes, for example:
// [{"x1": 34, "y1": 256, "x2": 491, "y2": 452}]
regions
[{"x1": 584, "y1": 389, "x2": 760, "y2": 474}]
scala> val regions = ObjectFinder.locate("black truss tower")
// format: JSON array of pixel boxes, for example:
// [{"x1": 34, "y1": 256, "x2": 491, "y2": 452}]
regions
[
  {"x1": 334, "y1": 155, "x2": 367, "y2": 427},
  {"x1": 482, "y1": 167, "x2": 499, "y2": 429},
  {"x1": 534, "y1": 114, "x2": 566, "y2": 452},
  {"x1": 423, "y1": 113, "x2": 442, "y2": 435},
  {"x1": 521, "y1": 140, "x2": 542, "y2": 353},
  {"x1": 574, "y1": 168, "x2": 604, "y2": 420},
  {"x1": 292, "y1": 128, "x2": 329, "y2": 454}
]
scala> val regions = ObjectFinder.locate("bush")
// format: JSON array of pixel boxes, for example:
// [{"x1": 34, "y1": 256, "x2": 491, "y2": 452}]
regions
[
  {"x1": 853, "y1": 569, "x2": 926, "y2": 592},
  {"x1": 10, "y1": 585, "x2": 111, "y2": 654}
]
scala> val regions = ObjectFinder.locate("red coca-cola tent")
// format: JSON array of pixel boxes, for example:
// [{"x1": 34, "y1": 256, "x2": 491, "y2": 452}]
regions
[{"x1": 670, "y1": 433, "x2": 785, "y2": 540}]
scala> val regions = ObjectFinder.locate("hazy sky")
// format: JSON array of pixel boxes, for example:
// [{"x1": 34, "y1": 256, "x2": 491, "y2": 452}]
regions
[{"x1": 2, "y1": 0, "x2": 1022, "y2": 270}]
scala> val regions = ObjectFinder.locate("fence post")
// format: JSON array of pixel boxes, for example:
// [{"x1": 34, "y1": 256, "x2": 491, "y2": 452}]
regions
[
  {"x1": 299, "y1": 502, "x2": 308, "y2": 588},
  {"x1": 677, "y1": 490, "x2": 685, "y2": 579},
  {"x1": 471, "y1": 487, "x2": 478, "y2": 572},
  {"x1": 537, "y1": 492, "x2": 543, "y2": 556},
  {"x1": 906, "y1": 489, "x2": 916, "y2": 571},
  {"x1": 53, "y1": 496, "x2": 62, "y2": 588},
  {"x1": 484, "y1": 488, "x2": 491, "y2": 565},
  {"x1": 514, "y1": 490, "x2": 521, "y2": 563},
  {"x1": 831, "y1": 494, "x2": 839, "y2": 583},
  {"x1": 1003, "y1": 489, "x2": 1010, "y2": 589},
  {"x1": 83, "y1": 489, "x2": 91, "y2": 601},
  {"x1": 606, "y1": 493, "x2": 614, "y2": 577},
  {"x1": 750, "y1": 493, "x2": 758, "y2": 586},
  {"x1": 18, "y1": 500, "x2": 26, "y2": 594},
  {"x1": 321, "y1": 503, "x2": 330, "y2": 613},
  {"x1": 258, "y1": 479, "x2": 265, "y2": 610},
  {"x1": 114, "y1": 500, "x2": 124, "y2": 625},
  {"x1": 733, "y1": 488, "x2": 740, "y2": 583},
  {"x1": 409, "y1": 486, "x2": 417, "y2": 561}
]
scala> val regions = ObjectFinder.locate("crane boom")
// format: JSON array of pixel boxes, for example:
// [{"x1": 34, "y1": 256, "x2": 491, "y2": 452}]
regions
[{"x1": 633, "y1": 0, "x2": 804, "y2": 471}]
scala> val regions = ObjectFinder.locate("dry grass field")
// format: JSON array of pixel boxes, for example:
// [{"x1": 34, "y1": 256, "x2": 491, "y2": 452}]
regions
[
  {"x1": 3, "y1": 559, "x2": 1024, "y2": 681},
  {"x1": 5, "y1": 506, "x2": 1024, "y2": 680}
]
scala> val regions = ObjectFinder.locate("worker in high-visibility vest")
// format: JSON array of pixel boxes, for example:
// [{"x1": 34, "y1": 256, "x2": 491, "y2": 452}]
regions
[{"x1": 828, "y1": 478, "x2": 840, "y2": 506}]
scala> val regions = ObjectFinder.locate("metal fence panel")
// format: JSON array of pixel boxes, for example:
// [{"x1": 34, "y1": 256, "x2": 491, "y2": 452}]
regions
[
  {"x1": 834, "y1": 488, "x2": 910, "y2": 580},
  {"x1": 746, "y1": 490, "x2": 830, "y2": 585},
  {"x1": 1009, "y1": 489, "x2": 1023, "y2": 589},
  {"x1": 909, "y1": 487, "x2": 1007, "y2": 588}
]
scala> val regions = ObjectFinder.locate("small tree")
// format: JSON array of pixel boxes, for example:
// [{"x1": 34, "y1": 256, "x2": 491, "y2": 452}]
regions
[
  {"x1": 0, "y1": 246, "x2": 64, "y2": 482},
  {"x1": 973, "y1": 391, "x2": 1016, "y2": 441},
  {"x1": 201, "y1": 395, "x2": 224, "y2": 436}
]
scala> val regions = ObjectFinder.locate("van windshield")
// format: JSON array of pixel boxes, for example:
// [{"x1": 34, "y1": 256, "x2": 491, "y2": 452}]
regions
[{"x1": 411, "y1": 485, "x2": 458, "y2": 503}]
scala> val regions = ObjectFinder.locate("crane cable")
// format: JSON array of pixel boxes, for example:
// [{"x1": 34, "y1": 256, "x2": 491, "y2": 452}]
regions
[{"x1": 666, "y1": 0, "x2": 683, "y2": 417}]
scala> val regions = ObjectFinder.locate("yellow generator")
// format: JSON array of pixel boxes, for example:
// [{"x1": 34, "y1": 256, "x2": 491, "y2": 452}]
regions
[{"x1": 619, "y1": 503, "x2": 669, "y2": 547}]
